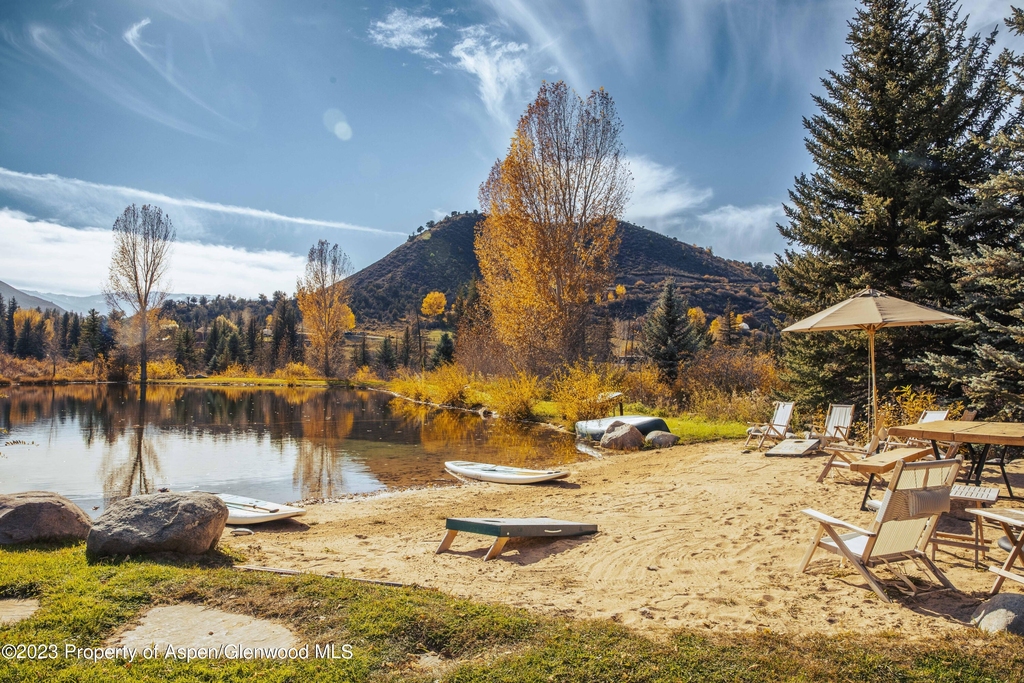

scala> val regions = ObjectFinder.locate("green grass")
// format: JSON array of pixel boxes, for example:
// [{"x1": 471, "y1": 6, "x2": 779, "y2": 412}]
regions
[{"x1": 2, "y1": 543, "x2": 1021, "y2": 682}]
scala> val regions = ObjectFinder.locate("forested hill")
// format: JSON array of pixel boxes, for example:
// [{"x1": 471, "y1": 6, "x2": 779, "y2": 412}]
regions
[{"x1": 345, "y1": 211, "x2": 776, "y2": 327}]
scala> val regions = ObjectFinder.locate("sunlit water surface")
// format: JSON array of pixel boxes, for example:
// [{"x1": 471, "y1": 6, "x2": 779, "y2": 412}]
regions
[{"x1": 0, "y1": 385, "x2": 580, "y2": 516}]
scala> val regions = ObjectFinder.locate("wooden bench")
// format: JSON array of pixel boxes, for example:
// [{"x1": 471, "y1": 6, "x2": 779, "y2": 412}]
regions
[{"x1": 436, "y1": 517, "x2": 598, "y2": 561}]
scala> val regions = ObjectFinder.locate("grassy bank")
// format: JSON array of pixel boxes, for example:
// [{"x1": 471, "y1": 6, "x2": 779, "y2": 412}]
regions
[{"x1": 0, "y1": 543, "x2": 1020, "y2": 682}]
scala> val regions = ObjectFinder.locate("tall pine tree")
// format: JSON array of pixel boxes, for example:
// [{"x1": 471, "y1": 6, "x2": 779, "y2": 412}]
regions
[
  {"x1": 640, "y1": 280, "x2": 702, "y2": 382},
  {"x1": 921, "y1": 8, "x2": 1024, "y2": 418},
  {"x1": 773, "y1": 0, "x2": 1010, "y2": 410}
]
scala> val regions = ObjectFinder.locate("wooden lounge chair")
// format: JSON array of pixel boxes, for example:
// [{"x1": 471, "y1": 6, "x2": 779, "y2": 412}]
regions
[
  {"x1": 816, "y1": 428, "x2": 885, "y2": 483},
  {"x1": 744, "y1": 401, "x2": 795, "y2": 450},
  {"x1": 798, "y1": 458, "x2": 961, "y2": 602},
  {"x1": 883, "y1": 409, "x2": 950, "y2": 451},
  {"x1": 808, "y1": 404, "x2": 855, "y2": 447}
]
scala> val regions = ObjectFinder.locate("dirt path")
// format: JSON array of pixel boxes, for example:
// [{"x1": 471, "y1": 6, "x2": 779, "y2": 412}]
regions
[{"x1": 223, "y1": 441, "x2": 1024, "y2": 636}]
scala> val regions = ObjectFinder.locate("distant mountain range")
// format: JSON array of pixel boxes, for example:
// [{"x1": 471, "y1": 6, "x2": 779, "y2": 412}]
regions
[
  {"x1": 0, "y1": 282, "x2": 203, "y2": 316},
  {"x1": 0, "y1": 280, "x2": 65, "y2": 313},
  {"x1": 346, "y1": 212, "x2": 777, "y2": 328}
]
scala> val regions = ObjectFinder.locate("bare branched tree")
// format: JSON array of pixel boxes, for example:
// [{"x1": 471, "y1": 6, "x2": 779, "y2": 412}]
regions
[
  {"x1": 477, "y1": 81, "x2": 632, "y2": 370},
  {"x1": 296, "y1": 240, "x2": 355, "y2": 377},
  {"x1": 105, "y1": 204, "x2": 175, "y2": 385}
]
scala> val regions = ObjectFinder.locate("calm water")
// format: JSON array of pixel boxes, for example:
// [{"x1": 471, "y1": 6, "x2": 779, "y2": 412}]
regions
[{"x1": 0, "y1": 385, "x2": 580, "y2": 516}]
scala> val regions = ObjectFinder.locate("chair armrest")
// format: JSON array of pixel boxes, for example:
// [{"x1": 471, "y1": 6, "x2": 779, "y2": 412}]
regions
[{"x1": 801, "y1": 508, "x2": 875, "y2": 537}]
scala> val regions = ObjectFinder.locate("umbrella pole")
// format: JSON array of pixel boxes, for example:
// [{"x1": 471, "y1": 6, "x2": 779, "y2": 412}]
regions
[{"x1": 868, "y1": 329, "x2": 877, "y2": 434}]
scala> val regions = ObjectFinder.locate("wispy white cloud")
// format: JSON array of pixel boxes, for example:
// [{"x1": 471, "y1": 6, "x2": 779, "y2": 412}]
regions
[
  {"x1": 450, "y1": 26, "x2": 529, "y2": 130},
  {"x1": 621, "y1": 156, "x2": 784, "y2": 264},
  {"x1": 0, "y1": 209, "x2": 306, "y2": 297},
  {"x1": 482, "y1": 0, "x2": 586, "y2": 90},
  {"x1": 368, "y1": 9, "x2": 444, "y2": 59},
  {"x1": 0, "y1": 166, "x2": 402, "y2": 238},
  {"x1": 122, "y1": 18, "x2": 234, "y2": 125},
  {"x1": 625, "y1": 155, "x2": 713, "y2": 229},
  {"x1": 20, "y1": 23, "x2": 220, "y2": 139},
  {"x1": 693, "y1": 204, "x2": 787, "y2": 265}
]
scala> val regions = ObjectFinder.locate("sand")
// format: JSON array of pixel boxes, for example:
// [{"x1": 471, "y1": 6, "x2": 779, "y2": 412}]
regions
[{"x1": 221, "y1": 441, "x2": 1024, "y2": 637}]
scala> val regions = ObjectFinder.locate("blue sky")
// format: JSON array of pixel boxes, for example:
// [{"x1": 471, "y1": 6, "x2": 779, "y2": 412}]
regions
[{"x1": 0, "y1": 0, "x2": 1016, "y2": 297}]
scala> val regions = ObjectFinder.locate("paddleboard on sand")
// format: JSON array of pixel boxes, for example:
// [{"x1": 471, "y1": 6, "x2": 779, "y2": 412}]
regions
[
  {"x1": 574, "y1": 415, "x2": 669, "y2": 440},
  {"x1": 209, "y1": 493, "x2": 307, "y2": 525},
  {"x1": 445, "y1": 461, "x2": 570, "y2": 484}
]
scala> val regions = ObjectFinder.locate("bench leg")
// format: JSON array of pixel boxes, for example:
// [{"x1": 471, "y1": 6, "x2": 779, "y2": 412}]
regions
[
  {"x1": 436, "y1": 529, "x2": 458, "y2": 554},
  {"x1": 483, "y1": 536, "x2": 509, "y2": 561}
]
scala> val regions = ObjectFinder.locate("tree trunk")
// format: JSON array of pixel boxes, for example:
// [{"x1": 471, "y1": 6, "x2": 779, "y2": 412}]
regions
[{"x1": 139, "y1": 313, "x2": 148, "y2": 385}]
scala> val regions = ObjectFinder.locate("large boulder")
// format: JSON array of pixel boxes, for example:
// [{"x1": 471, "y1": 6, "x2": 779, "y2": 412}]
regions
[
  {"x1": 644, "y1": 430, "x2": 680, "y2": 448},
  {"x1": 600, "y1": 423, "x2": 645, "y2": 451},
  {"x1": 86, "y1": 492, "x2": 228, "y2": 559},
  {"x1": 0, "y1": 491, "x2": 92, "y2": 545},
  {"x1": 972, "y1": 594, "x2": 1024, "y2": 636}
]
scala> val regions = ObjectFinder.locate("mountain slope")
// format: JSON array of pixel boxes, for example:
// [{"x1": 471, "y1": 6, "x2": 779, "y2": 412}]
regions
[
  {"x1": 345, "y1": 212, "x2": 776, "y2": 326},
  {"x1": 0, "y1": 280, "x2": 64, "y2": 313}
]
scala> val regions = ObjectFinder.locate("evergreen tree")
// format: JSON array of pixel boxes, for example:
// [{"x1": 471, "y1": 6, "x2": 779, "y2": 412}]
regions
[
  {"x1": 772, "y1": 0, "x2": 1011, "y2": 410},
  {"x1": 429, "y1": 332, "x2": 456, "y2": 368},
  {"x1": 5, "y1": 298, "x2": 17, "y2": 354},
  {"x1": 921, "y1": 8, "x2": 1024, "y2": 418},
  {"x1": 244, "y1": 316, "x2": 260, "y2": 364},
  {"x1": 400, "y1": 326, "x2": 412, "y2": 367},
  {"x1": 377, "y1": 335, "x2": 398, "y2": 374},
  {"x1": 203, "y1": 320, "x2": 221, "y2": 369},
  {"x1": 0, "y1": 294, "x2": 6, "y2": 353},
  {"x1": 174, "y1": 327, "x2": 198, "y2": 372},
  {"x1": 640, "y1": 281, "x2": 701, "y2": 382},
  {"x1": 79, "y1": 309, "x2": 104, "y2": 360}
]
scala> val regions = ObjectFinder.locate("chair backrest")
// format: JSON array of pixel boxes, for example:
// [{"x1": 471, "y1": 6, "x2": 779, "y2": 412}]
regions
[
  {"x1": 959, "y1": 409, "x2": 978, "y2": 422},
  {"x1": 824, "y1": 404, "x2": 855, "y2": 439},
  {"x1": 865, "y1": 458, "x2": 960, "y2": 560},
  {"x1": 772, "y1": 401, "x2": 795, "y2": 429},
  {"x1": 943, "y1": 409, "x2": 978, "y2": 457},
  {"x1": 918, "y1": 409, "x2": 950, "y2": 424}
]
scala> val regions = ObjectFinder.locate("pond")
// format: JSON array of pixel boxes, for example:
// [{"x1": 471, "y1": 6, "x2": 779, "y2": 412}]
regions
[{"x1": 0, "y1": 385, "x2": 581, "y2": 516}]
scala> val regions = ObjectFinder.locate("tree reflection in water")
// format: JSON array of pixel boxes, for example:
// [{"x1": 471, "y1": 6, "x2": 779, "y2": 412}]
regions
[
  {"x1": 293, "y1": 394, "x2": 354, "y2": 499},
  {"x1": 101, "y1": 385, "x2": 162, "y2": 505}
]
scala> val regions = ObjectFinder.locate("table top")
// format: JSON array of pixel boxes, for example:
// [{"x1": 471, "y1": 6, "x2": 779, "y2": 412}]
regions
[
  {"x1": 848, "y1": 447, "x2": 932, "y2": 474},
  {"x1": 965, "y1": 507, "x2": 1024, "y2": 527},
  {"x1": 887, "y1": 420, "x2": 1024, "y2": 446}
]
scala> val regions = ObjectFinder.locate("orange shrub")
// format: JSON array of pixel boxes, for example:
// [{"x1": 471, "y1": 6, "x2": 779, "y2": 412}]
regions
[{"x1": 487, "y1": 371, "x2": 542, "y2": 419}]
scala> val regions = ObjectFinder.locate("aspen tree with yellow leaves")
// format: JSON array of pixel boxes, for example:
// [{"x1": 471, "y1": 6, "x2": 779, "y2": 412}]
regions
[
  {"x1": 296, "y1": 240, "x2": 355, "y2": 377},
  {"x1": 476, "y1": 81, "x2": 632, "y2": 371}
]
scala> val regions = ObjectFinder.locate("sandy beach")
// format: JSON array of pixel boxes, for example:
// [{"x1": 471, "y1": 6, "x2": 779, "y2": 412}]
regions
[{"x1": 222, "y1": 440, "x2": 1024, "y2": 637}]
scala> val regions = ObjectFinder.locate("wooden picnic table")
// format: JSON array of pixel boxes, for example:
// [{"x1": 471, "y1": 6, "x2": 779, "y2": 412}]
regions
[
  {"x1": 965, "y1": 507, "x2": 1024, "y2": 595},
  {"x1": 849, "y1": 446, "x2": 932, "y2": 511},
  {"x1": 887, "y1": 420, "x2": 1024, "y2": 492}
]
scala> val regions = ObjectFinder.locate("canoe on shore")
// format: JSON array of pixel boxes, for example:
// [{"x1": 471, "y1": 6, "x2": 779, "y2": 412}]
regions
[
  {"x1": 445, "y1": 461, "x2": 570, "y2": 484},
  {"x1": 575, "y1": 415, "x2": 670, "y2": 440},
  {"x1": 211, "y1": 493, "x2": 307, "y2": 525}
]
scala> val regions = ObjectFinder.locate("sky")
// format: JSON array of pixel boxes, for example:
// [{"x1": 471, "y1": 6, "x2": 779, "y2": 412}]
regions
[{"x1": 0, "y1": 0, "x2": 1017, "y2": 298}]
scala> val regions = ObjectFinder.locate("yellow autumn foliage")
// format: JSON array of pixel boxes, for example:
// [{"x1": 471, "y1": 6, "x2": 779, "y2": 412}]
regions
[{"x1": 420, "y1": 291, "x2": 447, "y2": 317}]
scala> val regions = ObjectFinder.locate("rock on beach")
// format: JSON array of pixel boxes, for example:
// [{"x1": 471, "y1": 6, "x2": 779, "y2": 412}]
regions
[
  {"x1": 86, "y1": 492, "x2": 228, "y2": 559},
  {"x1": 0, "y1": 491, "x2": 92, "y2": 545}
]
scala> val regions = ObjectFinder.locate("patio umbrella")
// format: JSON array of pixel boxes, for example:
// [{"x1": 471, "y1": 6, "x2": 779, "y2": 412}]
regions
[{"x1": 781, "y1": 289, "x2": 964, "y2": 431}]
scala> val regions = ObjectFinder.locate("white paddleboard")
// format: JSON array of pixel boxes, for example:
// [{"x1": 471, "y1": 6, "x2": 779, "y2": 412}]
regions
[
  {"x1": 209, "y1": 493, "x2": 307, "y2": 525},
  {"x1": 444, "y1": 460, "x2": 570, "y2": 484}
]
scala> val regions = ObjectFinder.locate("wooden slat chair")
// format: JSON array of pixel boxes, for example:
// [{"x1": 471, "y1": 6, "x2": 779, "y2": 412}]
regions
[
  {"x1": 744, "y1": 401, "x2": 795, "y2": 450},
  {"x1": 883, "y1": 409, "x2": 950, "y2": 451},
  {"x1": 809, "y1": 404, "x2": 855, "y2": 447},
  {"x1": 799, "y1": 458, "x2": 961, "y2": 602},
  {"x1": 816, "y1": 428, "x2": 885, "y2": 483}
]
